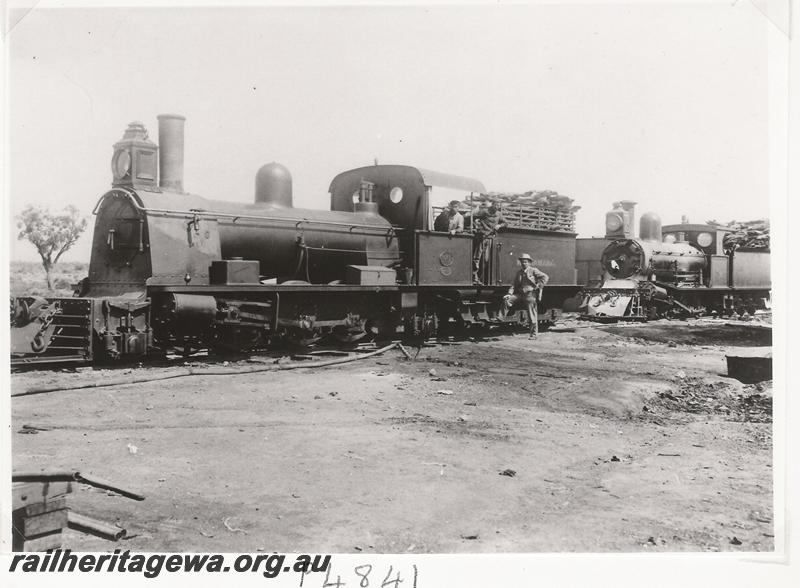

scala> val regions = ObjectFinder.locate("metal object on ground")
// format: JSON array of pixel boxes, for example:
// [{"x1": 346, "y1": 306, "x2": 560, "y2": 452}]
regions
[
  {"x1": 67, "y1": 511, "x2": 126, "y2": 541},
  {"x1": 11, "y1": 471, "x2": 143, "y2": 551},
  {"x1": 726, "y1": 348, "x2": 772, "y2": 383},
  {"x1": 12, "y1": 470, "x2": 146, "y2": 501}
]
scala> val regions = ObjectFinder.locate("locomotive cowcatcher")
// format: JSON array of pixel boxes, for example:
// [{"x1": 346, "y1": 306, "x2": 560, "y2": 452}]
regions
[{"x1": 10, "y1": 115, "x2": 580, "y2": 366}]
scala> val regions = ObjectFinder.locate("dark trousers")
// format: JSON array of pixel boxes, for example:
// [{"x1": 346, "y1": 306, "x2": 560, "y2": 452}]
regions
[
  {"x1": 499, "y1": 290, "x2": 539, "y2": 334},
  {"x1": 472, "y1": 236, "x2": 492, "y2": 282}
]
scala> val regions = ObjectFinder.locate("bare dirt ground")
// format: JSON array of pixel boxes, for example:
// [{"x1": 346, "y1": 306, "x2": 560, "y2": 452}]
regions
[
  {"x1": 11, "y1": 318, "x2": 773, "y2": 553},
  {"x1": 9, "y1": 261, "x2": 87, "y2": 297}
]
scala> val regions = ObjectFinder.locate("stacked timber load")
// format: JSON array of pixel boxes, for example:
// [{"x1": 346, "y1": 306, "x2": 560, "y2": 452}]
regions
[
  {"x1": 463, "y1": 190, "x2": 580, "y2": 232},
  {"x1": 709, "y1": 219, "x2": 770, "y2": 253}
]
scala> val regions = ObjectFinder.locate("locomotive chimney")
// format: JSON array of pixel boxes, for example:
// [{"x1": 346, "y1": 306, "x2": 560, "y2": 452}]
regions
[
  {"x1": 619, "y1": 200, "x2": 636, "y2": 238},
  {"x1": 157, "y1": 114, "x2": 186, "y2": 193},
  {"x1": 255, "y1": 162, "x2": 293, "y2": 207}
]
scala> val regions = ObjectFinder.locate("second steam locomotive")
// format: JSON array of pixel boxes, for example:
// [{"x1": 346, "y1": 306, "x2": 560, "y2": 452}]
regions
[{"x1": 581, "y1": 201, "x2": 771, "y2": 320}]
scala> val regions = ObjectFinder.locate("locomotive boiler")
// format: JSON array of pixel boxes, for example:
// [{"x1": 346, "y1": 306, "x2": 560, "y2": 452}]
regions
[
  {"x1": 11, "y1": 114, "x2": 582, "y2": 366},
  {"x1": 90, "y1": 116, "x2": 399, "y2": 296},
  {"x1": 582, "y1": 202, "x2": 771, "y2": 320}
]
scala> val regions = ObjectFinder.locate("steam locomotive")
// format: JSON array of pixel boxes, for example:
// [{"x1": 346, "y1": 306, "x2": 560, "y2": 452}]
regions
[
  {"x1": 10, "y1": 115, "x2": 581, "y2": 366},
  {"x1": 581, "y1": 201, "x2": 771, "y2": 320}
]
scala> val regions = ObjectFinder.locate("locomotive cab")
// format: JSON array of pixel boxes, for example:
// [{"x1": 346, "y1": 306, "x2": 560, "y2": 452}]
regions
[
  {"x1": 329, "y1": 165, "x2": 484, "y2": 285},
  {"x1": 661, "y1": 223, "x2": 731, "y2": 288}
]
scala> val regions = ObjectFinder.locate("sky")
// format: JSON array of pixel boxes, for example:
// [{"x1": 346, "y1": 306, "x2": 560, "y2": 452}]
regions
[
  {"x1": 5, "y1": 0, "x2": 772, "y2": 262},
  {"x1": 1, "y1": 2, "x2": 797, "y2": 583}
]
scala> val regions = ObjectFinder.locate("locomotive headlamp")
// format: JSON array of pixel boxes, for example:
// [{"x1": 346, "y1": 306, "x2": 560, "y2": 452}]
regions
[
  {"x1": 112, "y1": 149, "x2": 131, "y2": 179},
  {"x1": 111, "y1": 121, "x2": 158, "y2": 189},
  {"x1": 605, "y1": 214, "x2": 623, "y2": 232},
  {"x1": 696, "y1": 232, "x2": 713, "y2": 248}
]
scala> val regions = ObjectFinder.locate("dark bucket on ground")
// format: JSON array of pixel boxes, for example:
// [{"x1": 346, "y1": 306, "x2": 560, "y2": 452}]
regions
[{"x1": 726, "y1": 348, "x2": 772, "y2": 384}]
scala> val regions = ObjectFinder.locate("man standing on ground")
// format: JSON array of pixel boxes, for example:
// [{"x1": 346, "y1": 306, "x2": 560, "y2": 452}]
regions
[
  {"x1": 471, "y1": 199, "x2": 507, "y2": 284},
  {"x1": 499, "y1": 253, "x2": 549, "y2": 338}
]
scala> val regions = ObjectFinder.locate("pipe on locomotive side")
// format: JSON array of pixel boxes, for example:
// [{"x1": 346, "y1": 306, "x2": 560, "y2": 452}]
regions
[{"x1": 157, "y1": 114, "x2": 186, "y2": 193}]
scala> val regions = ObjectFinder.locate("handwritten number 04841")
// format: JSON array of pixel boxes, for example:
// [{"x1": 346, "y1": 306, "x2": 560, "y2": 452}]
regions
[{"x1": 321, "y1": 564, "x2": 416, "y2": 588}]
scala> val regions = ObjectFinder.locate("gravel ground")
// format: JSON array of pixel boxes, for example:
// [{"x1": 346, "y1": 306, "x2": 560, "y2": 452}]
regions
[{"x1": 11, "y1": 318, "x2": 773, "y2": 553}]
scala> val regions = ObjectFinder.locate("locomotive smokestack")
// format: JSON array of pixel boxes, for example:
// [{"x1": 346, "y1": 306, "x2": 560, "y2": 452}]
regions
[
  {"x1": 157, "y1": 114, "x2": 186, "y2": 193},
  {"x1": 619, "y1": 200, "x2": 636, "y2": 238}
]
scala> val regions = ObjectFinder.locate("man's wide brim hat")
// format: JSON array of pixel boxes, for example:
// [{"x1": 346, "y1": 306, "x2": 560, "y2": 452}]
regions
[{"x1": 518, "y1": 253, "x2": 533, "y2": 262}]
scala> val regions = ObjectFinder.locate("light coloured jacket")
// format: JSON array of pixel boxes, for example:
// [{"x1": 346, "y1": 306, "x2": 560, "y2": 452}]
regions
[{"x1": 509, "y1": 266, "x2": 549, "y2": 297}]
